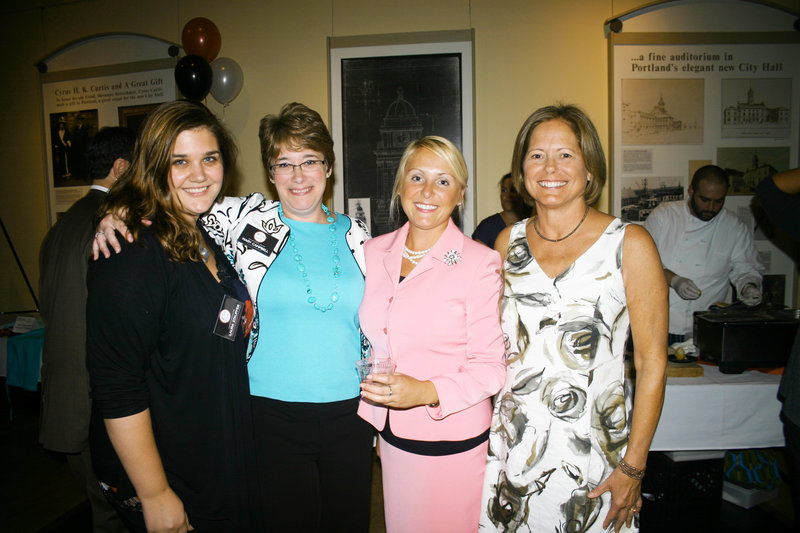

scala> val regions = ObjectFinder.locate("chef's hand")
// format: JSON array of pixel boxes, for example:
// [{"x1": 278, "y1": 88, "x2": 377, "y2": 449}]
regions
[
  {"x1": 670, "y1": 276, "x2": 701, "y2": 300},
  {"x1": 740, "y1": 283, "x2": 762, "y2": 306}
]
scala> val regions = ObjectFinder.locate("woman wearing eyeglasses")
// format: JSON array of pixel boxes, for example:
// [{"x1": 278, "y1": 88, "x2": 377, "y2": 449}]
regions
[
  {"x1": 95, "y1": 102, "x2": 373, "y2": 532},
  {"x1": 206, "y1": 102, "x2": 373, "y2": 532}
]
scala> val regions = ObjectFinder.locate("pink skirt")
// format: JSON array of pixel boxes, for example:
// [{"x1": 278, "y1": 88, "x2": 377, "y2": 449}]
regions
[{"x1": 379, "y1": 435, "x2": 488, "y2": 533}]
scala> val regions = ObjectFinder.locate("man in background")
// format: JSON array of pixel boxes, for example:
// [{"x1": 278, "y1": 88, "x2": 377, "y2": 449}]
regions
[
  {"x1": 39, "y1": 126, "x2": 135, "y2": 532},
  {"x1": 644, "y1": 164, "x2": 764, "y2": 343}
]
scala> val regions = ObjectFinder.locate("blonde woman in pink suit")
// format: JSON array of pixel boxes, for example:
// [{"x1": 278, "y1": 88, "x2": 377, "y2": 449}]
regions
[{"x1": 359, "y1": 136, "x2": 506, "y2": 532}]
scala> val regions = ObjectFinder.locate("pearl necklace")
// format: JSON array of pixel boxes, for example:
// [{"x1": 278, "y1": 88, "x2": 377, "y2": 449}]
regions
[
  {"x1": 402, "y1": 245, "x2": 433, "y2": 265},
  {"x1": 532, "y1": 206, "x2": 589, "y2": 243},
  {"x1": 277, "y1": 203, "x2": 341, "y2": 313}
]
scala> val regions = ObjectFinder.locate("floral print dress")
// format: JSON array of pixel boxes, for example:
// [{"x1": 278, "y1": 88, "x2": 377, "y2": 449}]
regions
[{"x1": 480, "y1": 218, "x2": 635, "y2": 533}]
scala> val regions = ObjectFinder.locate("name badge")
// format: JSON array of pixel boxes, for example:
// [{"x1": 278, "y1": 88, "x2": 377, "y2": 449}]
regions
[
  {"x1": 214, "y1": 294, "x2": 244, "y2": 341},
  {"x1": 238, "y1": 224, "x2": 278, "y2": 256}
]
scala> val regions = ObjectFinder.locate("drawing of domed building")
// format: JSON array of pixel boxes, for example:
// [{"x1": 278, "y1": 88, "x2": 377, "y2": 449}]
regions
[
  {"x1": 372, "y1": 88, "x2": 424, "y2": 232},
  {"x1": 636, "y1": 94, "x2": 683, "y2": 133},
  {"x1": 723, "y1": 85, "x2": 790, "y2": 125}
]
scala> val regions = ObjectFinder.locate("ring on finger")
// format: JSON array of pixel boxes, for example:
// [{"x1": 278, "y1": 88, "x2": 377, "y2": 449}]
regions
[
  {"x1": 388, "y1": 385, "x2": 393, "y2": 396},
  {"x1": 94, "y1": 231, "x2": 104, "y2": 238}
]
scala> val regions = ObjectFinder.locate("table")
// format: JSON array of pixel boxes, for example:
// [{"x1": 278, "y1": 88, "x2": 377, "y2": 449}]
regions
[
  {"x1": 0, "y1": 336, "x2": 7, "y2": 378},
  {"x1": 650, "y1": 364, "x2": 784, "y2": 451},
  {"x1": 2, "y1": 328, "x2": 44, "y2": 390}
]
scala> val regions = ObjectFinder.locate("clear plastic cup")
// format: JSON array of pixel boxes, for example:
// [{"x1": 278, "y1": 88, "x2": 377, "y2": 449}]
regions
[
  {"x1": 355, "y1": 357, "x2": 396, "y2": 382},
  {"x1": 356, "y1": 359, "x2": 372, "y2": 382}
]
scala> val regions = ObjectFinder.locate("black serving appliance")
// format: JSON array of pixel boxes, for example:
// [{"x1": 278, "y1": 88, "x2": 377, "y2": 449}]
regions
[{"x1": 693, "y1": 307, "x2": 799, "y2": 374}]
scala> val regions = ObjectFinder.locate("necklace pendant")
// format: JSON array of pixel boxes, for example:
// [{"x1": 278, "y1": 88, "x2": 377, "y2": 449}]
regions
[
  {"x1": 278, "y1": 201, "x2": 342, "y2": 313},
  {"x1": 199, "y1": 245, "x2": 210, "y2": 263}
]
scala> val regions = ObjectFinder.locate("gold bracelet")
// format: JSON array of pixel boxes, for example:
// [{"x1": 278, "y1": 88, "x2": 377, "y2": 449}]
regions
[{"x1": 618, "y1": 458, "x2": 645, "y2": 480}]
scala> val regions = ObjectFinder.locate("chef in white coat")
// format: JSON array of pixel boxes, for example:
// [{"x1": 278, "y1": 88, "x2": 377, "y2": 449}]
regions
[{"x1": 644, "y1": 164, "x2": 764, "y2": 343}]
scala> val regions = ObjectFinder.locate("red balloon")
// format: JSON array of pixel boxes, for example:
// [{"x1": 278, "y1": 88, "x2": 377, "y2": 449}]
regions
[{"x1": 181, "y1": 17, "x2": 221, "y2": 63}]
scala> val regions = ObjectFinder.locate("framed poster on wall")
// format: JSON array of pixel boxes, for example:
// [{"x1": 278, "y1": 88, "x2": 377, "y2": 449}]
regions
[
  {"x1": 38, "y1": 34, "x2": 179, "y2": 224},
  {"x1": 42, "y1": 62, "x2": 175, "y2": 220},
  {"x1": 328, "y1": 30, "x2": 475, "y2": 236},
  {"x1": 118, "y1": 102, "x2": 163, "y2": 135},
  {"x1": 609, "y1": 28, "x2": 800, "y2": 306}
]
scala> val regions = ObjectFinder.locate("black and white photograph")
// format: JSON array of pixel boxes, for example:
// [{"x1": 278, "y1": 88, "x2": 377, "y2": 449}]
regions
[
  {"x1": 348, "y1": 197, "x2": 371, "y2": 235},
  {"x1": 621, "y1": 78, "x2": 704, "y2": 145},
  {"x1": 329, "y1": 31, "x2": 475, "y2": 237},
  {"x1": 42, "y1": 66, "x2": 175, "y2": 218},
  {"x1": 620, "y1": 175, "x2": 684, "y2": 223},
  {"x1": 49, "y1": 109, "x2": 99, "y2": 188},
  {"x1": 717, "y1": 145, "x2": 791, "y2": 195},
  {"x1": 339, "y1": 54, "x2": 462, "y2": 236},
  {"x1": 722, "y1": 78, "x2": 792, "y2": 139}
]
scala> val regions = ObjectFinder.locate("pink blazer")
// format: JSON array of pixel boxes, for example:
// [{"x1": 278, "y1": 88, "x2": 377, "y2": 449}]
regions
[{"x1": 357, "y1": 219, "x2": 506, "y2": 442}]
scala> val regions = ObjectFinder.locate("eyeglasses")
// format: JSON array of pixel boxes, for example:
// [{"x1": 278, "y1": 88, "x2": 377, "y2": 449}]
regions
[{"x1": 270, "y1": 159, "x2": 326, "y2": 176}]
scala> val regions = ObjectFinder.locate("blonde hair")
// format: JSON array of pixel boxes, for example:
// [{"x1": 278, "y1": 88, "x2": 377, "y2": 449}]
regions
[{"x1": 389, "y1": 136, "x2": 467, "y2": 222}]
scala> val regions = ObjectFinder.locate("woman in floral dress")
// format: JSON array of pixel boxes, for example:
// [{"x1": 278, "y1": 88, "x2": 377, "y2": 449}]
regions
[{"x1": 480, "y1": 105, "x2": 667, "y2": 533}]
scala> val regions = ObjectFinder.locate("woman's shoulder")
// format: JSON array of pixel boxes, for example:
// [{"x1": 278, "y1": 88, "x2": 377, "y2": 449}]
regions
[
  {"x1": 214, "y1": 193, "x2": 276, "y2": 213},
  {"x1": 492, "y1": 220, "x2": 523, "y2": 259},
  {"x1": 365, "y1": 230, "x2": 395, "y2": 250},
  {"x1": 90, "y1": 226, "x2": 168, "y2": 283},
  {"x1": 621, "y1": 220, "x2": 659, "y2": 256},
  {"x1": 339, "y1": 213, "x2": 370, "y2": 237}
]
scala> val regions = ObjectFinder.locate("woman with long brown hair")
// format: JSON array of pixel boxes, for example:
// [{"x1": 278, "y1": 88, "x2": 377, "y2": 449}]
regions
[{"x1": 87, "y1": 100, "x2": 261, "y2": 532}]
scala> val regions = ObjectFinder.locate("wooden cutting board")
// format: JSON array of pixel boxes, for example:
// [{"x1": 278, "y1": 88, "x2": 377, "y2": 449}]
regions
[{"x1": 666, "y1": 360, "x2": 704, "y2": 377}]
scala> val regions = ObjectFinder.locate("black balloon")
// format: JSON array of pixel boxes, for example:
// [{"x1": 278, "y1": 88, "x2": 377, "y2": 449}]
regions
[{"x1": 174, "y1": 55, "x2": 212, "y2": 101}]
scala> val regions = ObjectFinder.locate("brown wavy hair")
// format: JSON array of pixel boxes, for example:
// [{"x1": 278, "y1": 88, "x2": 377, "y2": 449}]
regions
[
  {"x1": 101, "y1": 100, "x2": 238, "y2": 262},
  {"x1": 511, "y1": 104, "x2": 606, "y2": 207},
  {"x1": 259, "y1": 102, "x2": 335, "y2": 178}
]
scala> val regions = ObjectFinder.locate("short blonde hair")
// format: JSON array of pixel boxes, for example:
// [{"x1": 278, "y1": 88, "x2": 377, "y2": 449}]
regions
[
  {"x1": 511, "y1": 104, "x2": 606, "y2": 207},
  {"x1": 389, "y1": 136, "x2": 468, "y2": 221}
]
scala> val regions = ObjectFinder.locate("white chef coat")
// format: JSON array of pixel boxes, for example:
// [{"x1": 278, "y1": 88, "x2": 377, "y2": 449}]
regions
[{"x1": 644, "y1": 200, "x2": 764, "y2": 336}]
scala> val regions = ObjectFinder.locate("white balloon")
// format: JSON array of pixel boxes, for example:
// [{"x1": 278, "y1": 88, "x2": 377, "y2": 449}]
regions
[{"x1": 210, "y1": 57, "x2": 244, "y2": 105}]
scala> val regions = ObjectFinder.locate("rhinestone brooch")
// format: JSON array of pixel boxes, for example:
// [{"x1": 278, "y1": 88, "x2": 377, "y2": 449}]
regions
[{"x1": 443, "y1": 250, "x2": 461, "y2": 266}]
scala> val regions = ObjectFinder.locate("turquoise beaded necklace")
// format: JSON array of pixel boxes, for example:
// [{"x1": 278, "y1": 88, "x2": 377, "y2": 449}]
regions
[{"x1": 277, "y1": 203, "x2": 341, "y2": 313}]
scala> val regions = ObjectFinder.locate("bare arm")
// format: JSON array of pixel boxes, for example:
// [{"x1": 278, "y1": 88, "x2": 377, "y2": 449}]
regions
[
  {"x1": 772, "y1": 168, "x2": 800, "y2": 195},
  {"x1": 589, "y1": 224, "x2": 668, "y2": 532},
  {"x1": 623, "y1": 224, "x2": 668, "y2": 470},
  {"x1": 494, "y1": 224, "x2": 512, "y2": 259},
  {"x1": 105, "y1": 410, "x2": 192, "y2": 532}
]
